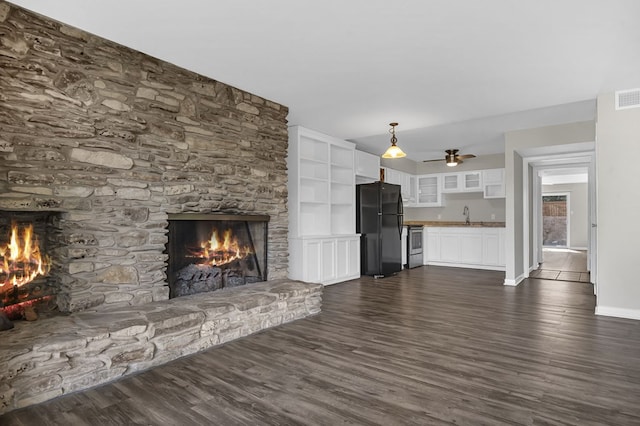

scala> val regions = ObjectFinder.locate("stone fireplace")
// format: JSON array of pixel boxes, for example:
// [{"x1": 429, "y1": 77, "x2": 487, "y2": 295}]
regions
[
  {"x1": 0, "y1": 3, "x2": 290, "y2": 316},
  {"x1": 0, "y1": 3, "x2": 323, "y2": 414}
]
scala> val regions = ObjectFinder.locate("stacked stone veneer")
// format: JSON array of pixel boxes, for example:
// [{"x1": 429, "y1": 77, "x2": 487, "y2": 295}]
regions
[
  {"x1": 0, "y1": 280, "x2": 323, "y2": 414},
  {"x1": 0, "y1": 2, "x2": 289, "y2": 312}
]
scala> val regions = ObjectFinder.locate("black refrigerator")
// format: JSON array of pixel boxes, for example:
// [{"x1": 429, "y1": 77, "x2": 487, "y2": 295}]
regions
[{"x1": 356, "y1": 182, "x2": 404, "y2": 277}]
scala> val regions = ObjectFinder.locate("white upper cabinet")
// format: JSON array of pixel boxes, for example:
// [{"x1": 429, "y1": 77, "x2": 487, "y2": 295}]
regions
[
  {"x1": 441, "y1": 173, "x2": 461, "y2": 193},
  {"x1": 482, "y1": 168, "x2": 506, "y2": 198},
  {"x1": 442, "y1": 171, "x2": 483, "y2": 193},
  {"x1": 355, "y1": 150, "x2": 380, "y2": 184},
  {"x1": 415, "y1": 174, "x2": 442, "y2": 207},
  {"x1": 377, "y1": 166, "x2": 505, "y2": 207},
  {"x1": 462, "y1": 171, "x2": 483, "y2": 191},
  {"x1": 383, "y1": 167, "x2": 414, "y2": 203}
]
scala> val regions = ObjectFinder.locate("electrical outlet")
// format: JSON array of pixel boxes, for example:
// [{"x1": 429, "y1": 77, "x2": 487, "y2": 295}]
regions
[
  {"x1": 437, "y1": 214, "x2": 442, "y2": 220},
  {"x1": 491, "y1": 214, "x2": 496, "y2": 220}
]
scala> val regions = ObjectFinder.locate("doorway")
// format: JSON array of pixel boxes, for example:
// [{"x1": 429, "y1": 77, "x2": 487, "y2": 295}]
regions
[{"x1": 532, "y1": 168, "x2": 591, "y2": 283}]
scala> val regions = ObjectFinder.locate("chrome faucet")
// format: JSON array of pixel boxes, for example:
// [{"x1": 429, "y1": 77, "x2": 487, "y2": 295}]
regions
[{"x1": 463, "y1": 205, "x2": 470, "y2": 225}]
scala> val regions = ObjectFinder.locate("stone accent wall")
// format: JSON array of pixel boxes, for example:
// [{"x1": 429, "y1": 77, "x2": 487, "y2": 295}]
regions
[
  {"x1": 0, "y1": 3, "x2": 289, "y2": 312},
  {"x1": 0, "y1": 280, "x2": 323, "y2": 414}
]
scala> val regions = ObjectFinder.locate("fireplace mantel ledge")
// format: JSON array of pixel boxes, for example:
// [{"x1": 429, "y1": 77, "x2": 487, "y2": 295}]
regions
[{"x1": 0, "y1": 280, "x2": 322, "y2": 415}]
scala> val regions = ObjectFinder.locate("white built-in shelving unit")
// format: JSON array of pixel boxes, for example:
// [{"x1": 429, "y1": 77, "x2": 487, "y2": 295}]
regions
[{"x1": 288, "y1": 126, "x2": 360, "y2": 285}]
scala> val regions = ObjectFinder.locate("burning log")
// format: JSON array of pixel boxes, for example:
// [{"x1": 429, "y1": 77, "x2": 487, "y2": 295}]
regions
[
  {"x1": 0, "y1": 222, "x2": 50, "y2": 292},
  {"x1": 0, "y1": 296, "x2": 53, "y2": 322},
  {"x1": 190, "y1": 228, "x2": 253, "y2": 267},
  {"x1": 173, "y1": 264, "x2": 223, "y2": 297},
  {"x1": 0, "y1": 222, "x2": 52, "y2": 324}
]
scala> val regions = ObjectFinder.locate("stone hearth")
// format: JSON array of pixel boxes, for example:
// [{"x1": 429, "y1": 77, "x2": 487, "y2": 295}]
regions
[{"x1": 0, "y1": 280, "x2": 322, "y2": 414}]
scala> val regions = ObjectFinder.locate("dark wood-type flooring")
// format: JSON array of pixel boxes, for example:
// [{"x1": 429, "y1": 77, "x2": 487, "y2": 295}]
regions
[
  {"x1": 3, "y1": 266, "x2": 640, "y2": 425},
  {"x1": 530, "y1": 248, "x2": 590, "y2": 283}
]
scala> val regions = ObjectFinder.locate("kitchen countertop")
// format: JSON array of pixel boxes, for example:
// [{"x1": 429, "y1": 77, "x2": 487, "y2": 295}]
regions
[{"x1": 404, "y1": 220, "x2": 506, "y2": 228}]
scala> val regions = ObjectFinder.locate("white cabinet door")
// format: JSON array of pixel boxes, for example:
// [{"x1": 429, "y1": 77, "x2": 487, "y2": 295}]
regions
[
  {"x1": 462, "y1": 171, "x2": 483, "y2": 192},
  {"x1": 302, "y1": 239, "x2": 322, "y2": 283},
  {"x1": 441, "y1": 173, "x2": 461, "y2": 193},
  {"x1": 440, "y1": 231, "x2": 460, "y2": 262},
  {"x1": 383, "y1": 167, "x2": 399, "y2": 185},
  {"x1": 355, "y1": 150, "x2": 380, "y2": 183},
  {"x1": 460, "y1": 232, "x2": 483, "y2": 264},
  {"x1": 333, "y1": 236, "x2": 360, "y2": 283},
  {"x1": 321, "y1": 239, "x2": 336, "y2": 283},
  {"x1": 416, "y1": 174, "x2": 442, "y2": 207},
  {"x1": 482, "y1": 230, "x2": 500, "y2": 265},
  {"x1": 483, "y1": 168, "x2": 505, "y2": 198},
  {"x1": 384, "y1": 168, "x2": 412, "y2": 202},
  {"x1": 425, "y1": 228, "x2": 440, "y2": 263},
  {"x1": 407, "y1": 175, "x2": 417, "y2": 206},
  {"x1": 401, "y1": 172, "x2": 413, "y2": 202}
]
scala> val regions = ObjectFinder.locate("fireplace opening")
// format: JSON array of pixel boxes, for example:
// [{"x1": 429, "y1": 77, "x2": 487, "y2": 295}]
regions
[
  {"x1": 0, "y1": 211, "x2": 60, "y2": 321},
  {"x1": 166, "y1": 214, "x2": 269, "y2": 298}
]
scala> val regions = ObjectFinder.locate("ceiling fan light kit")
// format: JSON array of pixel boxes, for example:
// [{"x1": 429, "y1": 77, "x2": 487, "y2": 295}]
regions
[
  {"x1": 382, "y1": 122, "x2": 406, "y2": 159},
  {"x1": 446, "y1": 152, "x2": 457, "y2": 167}
]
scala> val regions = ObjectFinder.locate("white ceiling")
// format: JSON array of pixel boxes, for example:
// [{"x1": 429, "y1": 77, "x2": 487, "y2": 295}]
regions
[{"x1": 9, "y1": 0, "x2": 640, "y2": 161}]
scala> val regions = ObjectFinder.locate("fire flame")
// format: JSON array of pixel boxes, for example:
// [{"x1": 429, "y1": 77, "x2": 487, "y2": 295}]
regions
[
  {"x1": 194, "y1": 228, "x2": 253, "y2": 266},
  {"x1": 0, "y1": 222, "x2": 51, "y2": 292}
]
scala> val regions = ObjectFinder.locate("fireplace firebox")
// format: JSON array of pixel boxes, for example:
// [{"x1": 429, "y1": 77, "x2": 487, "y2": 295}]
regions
[
  {"x1": 166, "y1": 214, "x2": 269, "y2": 298},
  {"x1": 0, "y1": 211, "x2": 60, "y2": 320}
]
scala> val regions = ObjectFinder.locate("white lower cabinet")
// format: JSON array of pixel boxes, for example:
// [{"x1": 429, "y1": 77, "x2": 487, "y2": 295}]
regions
[
  {"x1": 289, "y1": 236, "x2": 360, "y2": 285},
  {"x1": 424, "y1": 227, "x2": 505, "y2": 271}
]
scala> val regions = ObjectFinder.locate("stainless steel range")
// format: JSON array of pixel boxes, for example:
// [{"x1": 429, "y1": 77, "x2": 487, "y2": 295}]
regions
[{"x1": 406, "y1": 225, "x2": 424, "y2": 268}]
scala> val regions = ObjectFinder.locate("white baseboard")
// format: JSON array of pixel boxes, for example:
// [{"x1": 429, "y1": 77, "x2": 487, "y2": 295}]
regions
[
  {"x1": 529, "y1": 264, "x2": 539, "y2": 273},
  {"x1": 426, "y1": 261, "x2": 505, "y2": 272},
  {"x1": 595, "y1": 306, "x2": 640, "y2": 321},
  {"x1": 504, "y1": 273, "x2": 525, "y2": 286}
]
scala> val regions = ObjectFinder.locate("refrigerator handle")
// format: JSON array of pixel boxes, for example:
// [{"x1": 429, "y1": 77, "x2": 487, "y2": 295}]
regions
[{"x1": 397, "y1": 192, "x2": 404, "y2": 238}]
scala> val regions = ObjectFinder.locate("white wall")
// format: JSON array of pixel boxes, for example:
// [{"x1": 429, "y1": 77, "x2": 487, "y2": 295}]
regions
[
  {"x1": 404, "y1": 194, "x2": 505, "y2": 222},
  {"x1": 380, "y1": 157, "x2": 417, "y2": 174},
  {"x1": 542, "y1": 183, "x2": 588, "y2": 249},
  {"x1": 595, "y1": 92, "x2": 640, "y2": 319}
]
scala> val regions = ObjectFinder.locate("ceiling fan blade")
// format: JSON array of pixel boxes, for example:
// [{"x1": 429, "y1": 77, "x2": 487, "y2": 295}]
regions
[
  {"x1": 423, "y1": 159, "x2": 444, "y2": 163},
  {"x1": 457, "y1": 154, "x2": 476, "y2": 159}
]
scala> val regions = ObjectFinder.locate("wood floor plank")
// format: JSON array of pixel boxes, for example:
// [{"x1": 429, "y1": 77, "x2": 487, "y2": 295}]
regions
[{"x1": 2, "y1": 266, "x2": 640, "y2": 425}]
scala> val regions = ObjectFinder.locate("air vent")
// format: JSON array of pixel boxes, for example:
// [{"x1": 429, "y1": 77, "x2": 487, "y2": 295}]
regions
[{"x1": 615, "y1": 88, "x2": 640, "y2": 110}]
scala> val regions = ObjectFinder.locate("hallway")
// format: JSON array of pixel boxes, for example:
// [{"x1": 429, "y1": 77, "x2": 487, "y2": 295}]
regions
[{"x1": 530, "y1": 247, "x2": 590, "y2": 283}]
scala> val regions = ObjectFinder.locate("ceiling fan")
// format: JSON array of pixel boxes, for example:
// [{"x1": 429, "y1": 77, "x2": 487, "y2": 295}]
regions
[{"x1": 423, "y1": 149, "x2": 476, "y2": 167}]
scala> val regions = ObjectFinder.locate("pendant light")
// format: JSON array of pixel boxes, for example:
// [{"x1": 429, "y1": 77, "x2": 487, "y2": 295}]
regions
[{"x1": 381, "y1": 122, "x2": 406, "y2": 158}]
